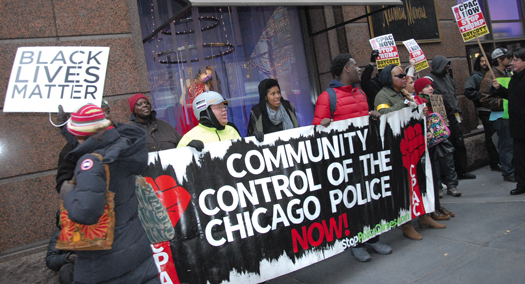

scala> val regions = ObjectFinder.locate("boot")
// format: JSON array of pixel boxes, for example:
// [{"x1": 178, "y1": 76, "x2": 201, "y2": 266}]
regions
[
  {"x1": 431, "y1": 211, "x2": 451, "y2": 221},
  {"x1": 439, "y1": 207, "x2": 455, "y2": 217},
  {"x1": 418, "y1": 214, "x2": 446, "y2": 229},
  {"x1": 401, "y1": 224, "x2": 422, "y2": 240},
  {"x1": 447, "y1": 187, "x2": 461, "y2": 197}
]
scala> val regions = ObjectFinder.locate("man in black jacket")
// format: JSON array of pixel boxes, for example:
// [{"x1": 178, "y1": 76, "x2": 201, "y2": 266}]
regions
[
  {"x1": 464, "y1": 54, "x2": 501, "y2": 171},
  {"x1": 507, "y1": 48, "x2": 525, "y2": 195}
]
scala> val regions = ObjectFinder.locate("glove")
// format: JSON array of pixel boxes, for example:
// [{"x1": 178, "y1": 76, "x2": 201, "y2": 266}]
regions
[
  {"x1": 369, "y1": 110, "x2": 381, "y2": 120},
  {"x1": 320, "y1": 118, "x2": 332, "y2": 127},
  {"x1": 59, "y1": 181, "x2": 75, "y2": 200},
  {"x1": 254, "y1": 131, "x2": 264, "y2": 142},
  {"x1": 370, "y1": 50, "x2": 379, "y2": 63},
  {"x1": 57, "y1": 105, "x2": 70, "y2": 125},
  {"x1": 187, "y1": 140, "x2": 204, "y2": 151}
]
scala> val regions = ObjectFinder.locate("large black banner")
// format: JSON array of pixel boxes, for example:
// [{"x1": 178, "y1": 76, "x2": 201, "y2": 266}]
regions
[{"x1": 144, "y1": 107, "x2": 434, "y2": 284}]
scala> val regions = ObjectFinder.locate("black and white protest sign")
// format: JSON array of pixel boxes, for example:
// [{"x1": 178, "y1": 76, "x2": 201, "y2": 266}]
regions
[
  {"x1": 144, "y1": 107, "x2": 434, "y2": 284},
  {"x1": 3, "y1": 46, "x2": 110, "y2": 112}
]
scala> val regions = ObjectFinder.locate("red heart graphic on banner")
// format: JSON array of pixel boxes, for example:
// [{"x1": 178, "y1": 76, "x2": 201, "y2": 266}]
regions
[{"x1": 145, "y1": 175, "x2": 191, "y2": 227}]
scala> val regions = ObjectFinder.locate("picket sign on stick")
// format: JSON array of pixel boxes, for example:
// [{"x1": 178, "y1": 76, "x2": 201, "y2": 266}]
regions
[{"x1": 454, "y1": 0, "x2": 495, "y2": 79}]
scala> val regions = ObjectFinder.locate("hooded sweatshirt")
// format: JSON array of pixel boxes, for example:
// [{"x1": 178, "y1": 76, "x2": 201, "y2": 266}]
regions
[
  {"x1": 428, "y1": 55, "x2": 461, "y2": 124},
  {"x1": 247, "y1": 79, "x2": 299, "y2": 135}
]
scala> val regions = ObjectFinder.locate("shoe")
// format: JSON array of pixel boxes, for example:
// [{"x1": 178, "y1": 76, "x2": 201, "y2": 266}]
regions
[
  {"x1": 439, "y1": 189, "x2": 443, "y2": 199},
  {"x1": 430, "y1": 211, "x2": 451, "y2": 221},
  {"x1": 401, "y1": 224, "x2": 422, "y2": 240},
  {"x1": 458, "y1": 173, "x2": 476, "y2": 179},
  {"x1": 351, "y1": 247, "x2": 371, "y2": 262},
  {"x1": 491, "y1": 164, "x2": 503, "y2": 172},
  {"x1": 447, "y1": 187, "x2": 462, "y2": 197},
  {"x1": 439, "y1": 207, "x2": 455, "y2": 218},
  {"x1": 419, "y1": 214, "x2": 447, "y2": 228},
  {"x1": 510, "y1": 188, "x2": 525, "y2": 195},
  {"x1": 366, "y1": 241, "x2": 392, "y2": 255},
  {"x1": 504, "y1": 175, "x2": 517, "y2": 183}
]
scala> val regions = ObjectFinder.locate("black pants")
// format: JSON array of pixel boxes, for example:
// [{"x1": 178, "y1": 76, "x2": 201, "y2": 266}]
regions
[
  {"x1": 478, "y1": 111, "x2": 500, "y2": 168},
  {"x1": 448, "y1": 121, "x2": 469, "y2": 176},
  {"x1": 513, "y1": 138, "x2": 525, "y2": 191}
]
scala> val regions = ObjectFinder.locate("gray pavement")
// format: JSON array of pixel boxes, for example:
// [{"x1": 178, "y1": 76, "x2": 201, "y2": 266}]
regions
[{"x1": 267, "y1": 165, "x2": 525, "y2": 284}]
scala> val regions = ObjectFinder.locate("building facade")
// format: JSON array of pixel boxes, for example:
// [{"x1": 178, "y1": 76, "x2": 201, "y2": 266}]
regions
[{"x1": 1, "y1": 0, "x2": 524, "y2": 261}]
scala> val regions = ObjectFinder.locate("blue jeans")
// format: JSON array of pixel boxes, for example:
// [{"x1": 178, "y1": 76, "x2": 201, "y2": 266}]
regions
[{"x1": 493, "y1": 118, "x2": 514, "y2": 177}]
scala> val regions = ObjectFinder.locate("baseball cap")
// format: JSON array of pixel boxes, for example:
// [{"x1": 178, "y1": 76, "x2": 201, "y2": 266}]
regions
[{"x1": 492, "y1": 48, "x2": 509, "y2": 59}]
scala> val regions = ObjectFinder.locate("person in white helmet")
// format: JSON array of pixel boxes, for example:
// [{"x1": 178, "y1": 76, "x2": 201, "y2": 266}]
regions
[{"x1": 178, "y1": 91, "x2": 241, "y2": 150}]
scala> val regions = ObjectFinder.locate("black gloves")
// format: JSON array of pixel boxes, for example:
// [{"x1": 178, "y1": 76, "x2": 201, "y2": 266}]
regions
[
  {"x1": 370, "y1": 50, "x2": 379, "y2": 63},
  {"x1": 57, "y1": 105, "x2": 70, "y2": 125},
  {"x1": 369, "y1": 110, "x2": 381, "y2": 120},
  {"x1": 187, "y1": 140, "x2": 205, "y2": 151},
  {"x1": 254, "y1": 131, "x2": 264, "y2": 142}
]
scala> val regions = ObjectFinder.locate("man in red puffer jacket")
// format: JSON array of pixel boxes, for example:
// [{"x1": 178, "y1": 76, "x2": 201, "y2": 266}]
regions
[
  {"x1": 312, "y1": 54, "x2": 375, "y2": 126},
  {"x1": 312, "y1": 53, "x2": 387, "y2": 263}
]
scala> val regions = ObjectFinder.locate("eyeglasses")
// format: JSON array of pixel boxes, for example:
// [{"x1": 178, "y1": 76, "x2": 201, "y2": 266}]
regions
[
  {"x1": 393, "y1": 73, "x2": 407, "y2": 79},
  {"x1": 211, "y1": 104, "x2": 228, "y2": 110}
]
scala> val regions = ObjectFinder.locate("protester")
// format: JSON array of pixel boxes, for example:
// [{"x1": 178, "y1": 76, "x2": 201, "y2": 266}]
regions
[
  {"x1": 46, "y1": 211, "x2": 75, "y2": 284},
  {"x1": 314, "y1": 53, "x2": 388, "y2": 262},
  {"x1": 178, "y1": 91, "x2": 241, "y2": 149},
  {"x1": 428, "y1": 55, "x2": 476, "y2": 180},
  {"x1": 479, "y1": 48, "x2": 515, "y2": 182},
  {"x1": 127, "y1": 93, "x2": 182, "y2": 152},
  {"x1": 464, "y1": 55, "x2": 501, "y2": 172},
  {"x1": 374, "y1": 64, "x2": 414, "y2": 114},
  {"x1": 506, "y1": 48, "x2": 525, "y2": 195},
  {"x1": 247, "y1": 78, "x2": 299, "y2": 140},
  {"x1": 360, "y1": 49, "x2": 382, "y2": 110},
  {"x1": 56, "y1": 100, "x2": 111, "y2": 194},
  {"x1": 62, "y1": 104, "x2": 158, "y2": 283},
  {"x1": 414, "y1": 77, "x2": 459, "y2": 215}
]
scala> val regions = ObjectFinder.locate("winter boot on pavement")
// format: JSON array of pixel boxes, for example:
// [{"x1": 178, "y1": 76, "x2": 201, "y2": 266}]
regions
[
  {"x1": 418, "y1": 214, "x2": 446, "y2": 229},
  {"x1": 447, "y1": 187, "x2": 461, "y2": 197},
  {"x1": 350, "y1": 247, "x2": 371, "y2": 262},
  {"x1": 401, "y1": 224, "x2": 422, "y2": 240},
  {"x1": 366, "y1": 240, "x2": 392, "y2": 255}
]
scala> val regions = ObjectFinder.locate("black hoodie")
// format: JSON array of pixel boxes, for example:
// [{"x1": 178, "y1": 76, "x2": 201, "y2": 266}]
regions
[{"x1": 428, "y1": 55, "x2": 461, "y2": 123}]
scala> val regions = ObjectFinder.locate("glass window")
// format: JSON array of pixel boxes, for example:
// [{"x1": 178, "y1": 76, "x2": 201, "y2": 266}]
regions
[
  {"x1": 492, "y1": 22, "x2": 524, "y2": 39},
  {"x1": 138, "y1": 4, "x2": 314, "y2": 136},
  {"x1": 488, "y1": 0, "x2": 520, "y2": 21}
]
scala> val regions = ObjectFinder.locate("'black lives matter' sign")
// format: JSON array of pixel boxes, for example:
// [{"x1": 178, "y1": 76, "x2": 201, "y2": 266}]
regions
[{"x1": 4, "y1": 46, "x2": 110, "y2": 113}]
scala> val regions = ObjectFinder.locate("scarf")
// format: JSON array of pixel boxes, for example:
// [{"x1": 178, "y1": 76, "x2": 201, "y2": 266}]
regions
[{"x1": 266, "y1": 103, "x2": 293, "y2": 130}]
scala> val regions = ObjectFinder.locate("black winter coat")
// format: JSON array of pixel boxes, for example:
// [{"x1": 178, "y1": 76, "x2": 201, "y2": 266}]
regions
[
  {"x1": 508, "y1": 70, "x2": 525, "y2": 140},
  {"x1": 127, "y1": 111, "x2": 181, "y2": 152},
  {"x1": 63, "y1": 124, "x2": 157, "y2": 284}
]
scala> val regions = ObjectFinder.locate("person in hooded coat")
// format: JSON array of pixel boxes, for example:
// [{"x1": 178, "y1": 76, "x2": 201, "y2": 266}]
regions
[
  {"x1": 127, "y1": 93, "x2": 182, "y2": 152},
  {"x1": 374, "y1": 64, "x2": 414, "y2": 114},
  {"x1": 62, "y1": 104, "x2": 159, "y2": 284},
  {"x1": 428, "y1": 55, "x2": 476, "y2": 180},
  {"x1": 247, "y1": 78, "x2": 299, "y2": 137}
]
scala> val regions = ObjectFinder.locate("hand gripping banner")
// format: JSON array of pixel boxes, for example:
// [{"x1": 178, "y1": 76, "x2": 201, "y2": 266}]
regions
[{"x1": 143, "y1": 106, "x2": 434, "y2": 284}]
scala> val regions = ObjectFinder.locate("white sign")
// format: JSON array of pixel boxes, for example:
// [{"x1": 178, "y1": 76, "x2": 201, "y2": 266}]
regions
[
  {"x1": 3, "y1": 46, "x2": 110, "y2": 113},
  {"x1": 402, "y1": 39, "x2": 429, "y2": 72},
  {"x1": 451, "y1": 0, "x2": 489, "y2": 42},
  {"x1": 369, "y1": 34, "x2": 400, "y2": 69}
]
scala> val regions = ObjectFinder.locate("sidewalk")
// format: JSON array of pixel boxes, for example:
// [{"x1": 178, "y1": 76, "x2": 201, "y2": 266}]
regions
[{"x1": 268, "y1": 165, "x2": 525, "y2": 284}]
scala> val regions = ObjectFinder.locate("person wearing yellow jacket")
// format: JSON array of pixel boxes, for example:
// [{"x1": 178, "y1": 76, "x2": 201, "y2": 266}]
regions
[{"x1": 178, "y1": 91, "x2": 241, "y2": 150}]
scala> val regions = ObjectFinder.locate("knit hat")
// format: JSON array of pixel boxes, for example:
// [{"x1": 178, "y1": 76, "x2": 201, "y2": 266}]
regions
[
  {"x1": 67, "y1": 104, "x2": 112, "y2": 136},
  {"x1": 128, "y1": 93, "x2": 149, "y2": 114},
  {"x1": 414, "y1": 77, "x2": 433, "y2": 94}
]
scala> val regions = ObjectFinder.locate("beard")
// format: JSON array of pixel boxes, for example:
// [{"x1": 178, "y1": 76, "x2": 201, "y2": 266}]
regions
[{"x1": 481, "y1": 64, "x2": 489, "y2": 71}]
